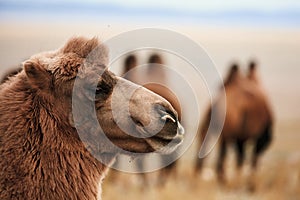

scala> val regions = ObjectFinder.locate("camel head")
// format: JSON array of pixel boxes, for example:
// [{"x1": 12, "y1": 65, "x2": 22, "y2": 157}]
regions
[{"x1": 22, "y1": 37, "x2": 184, "y2": 159}]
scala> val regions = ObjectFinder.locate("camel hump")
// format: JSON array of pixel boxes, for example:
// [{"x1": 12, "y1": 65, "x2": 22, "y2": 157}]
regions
[
  {"x1": 146, "y1": 53, "x2": 166, "y2": 81},
  {"x1": 249, "y1": 60, "x2": 257, "y2": 71},
  {"x1": 124, "y1": 54, "x2": 137, "y2": 72},
  {"x1": 148, "y1": 54, "x2": 164, "y2": 65},
  {"x1": 248, "y1": 60, "x2": 259, "y2": 82},
  {"x1": 224, "y1": 63, "x2": 240, "y2": 86}
]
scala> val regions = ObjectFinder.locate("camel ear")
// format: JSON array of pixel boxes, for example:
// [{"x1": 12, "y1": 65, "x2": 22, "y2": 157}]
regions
[{"x1": 24, "y1": 60, "x2": 51, "y2": 90}]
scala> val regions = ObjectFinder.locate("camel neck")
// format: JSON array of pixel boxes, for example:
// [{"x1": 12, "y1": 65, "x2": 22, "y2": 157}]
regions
[{"x1": 0, "y1": 75, "x2": 107, "y2": 200}]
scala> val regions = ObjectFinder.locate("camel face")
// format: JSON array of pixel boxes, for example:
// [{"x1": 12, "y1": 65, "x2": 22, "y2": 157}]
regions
[
  {"x1": 93, "y1": 75, "x2": 184, "y2": 155},
  {"x1": 23, "y1": 37, "x2": 184, "y2": 156}
]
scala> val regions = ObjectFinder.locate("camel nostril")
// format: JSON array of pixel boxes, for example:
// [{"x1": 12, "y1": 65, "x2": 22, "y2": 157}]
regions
[
  {"x1": 161, "y1": 114, "x2": 176, "y2": 123},
  {"x1": 154, "y1": 103, "x2": 178, "y2": 124}
]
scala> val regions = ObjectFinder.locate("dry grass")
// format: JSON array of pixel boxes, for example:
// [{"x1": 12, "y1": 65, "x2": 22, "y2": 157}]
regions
[
  {"x1": 102, "y1": 121, "x2": 300, "y2": 200},
  {"x1": 103, "y1": 161, "x2": 300, "y2": 200}
]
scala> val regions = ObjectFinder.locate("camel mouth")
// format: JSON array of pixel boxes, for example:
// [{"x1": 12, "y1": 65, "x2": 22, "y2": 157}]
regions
[
  {"x1": 164, "y1": 134, "x2": 183, "y2": 145},
  {"x1": 135, "y1": 119, "x2": 184, "y2": 154},
  {"x1": 153, "y1": 135, "x2": 183, "y2": 146},
  {"x1": 145, "y1": 130, "x2": 184, "y2": 154}
]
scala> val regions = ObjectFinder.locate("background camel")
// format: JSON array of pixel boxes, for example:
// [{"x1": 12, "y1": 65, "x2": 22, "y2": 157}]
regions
[
  {"x1": 112, "y1": 53, "x2": 182, "y2": 186},
  {"x1": 195, "y1": 62, "x2": 273, "y2": 190},
  {"x1": 143, "y1": 54, "x2": 182, "y2": 186},
  {"x1": 0, "y1": 37, "x2": 184, "y2": 199}
]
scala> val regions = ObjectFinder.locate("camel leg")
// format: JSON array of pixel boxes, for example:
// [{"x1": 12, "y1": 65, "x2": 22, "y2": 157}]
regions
[
  {"x1": 195, "y1": 108, "x2": 211, "y2": 175},
  {"x1": 217, "y1": 140, "x2": 227, "y2": 183},
  {"x1": 235, "y1": 139, "x2": 246, "y2": 169},
  {"x1": 136, "y1": 157, "x2": 148, "y2": 188},
  {"x1": 195, "y1": 132, "x2": 206, "y2": 175},
  {"x1": 249, "y1": 136, "x2": 265, "y2": 192},
  {"x1": 158, "y1": 167, "x2": 171, "y2": 187},
  {"x1": 249, "y1": 124, "x2": 272, "y2": 192},
  {"x1": 157, "y1": 154, "x2": 177, "y2": 187},
  {"x1": 234, "y1": 139, "x2": 246, "y2": 188},
  {"x1": 248, "y1": 146, "x2": 260, "y2": 192},
  {"x1": 195, "y1": 157, "x2": 204, "y2": 175}
]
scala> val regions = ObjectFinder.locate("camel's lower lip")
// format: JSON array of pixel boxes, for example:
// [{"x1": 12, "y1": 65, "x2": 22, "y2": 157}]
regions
[
  {"x1": 171, "y1": 135, "x2": 184, "y2": 144},
  {"x1": 143, "y1": 131, "x2": 183, "y2": 154},
  {"x1": 154, "y1": 135, "x2": 183, "y2": 144},
  {"x1": 153, "y1": 136, "x2": 172, "y2": 145},
  {"x1": 145, "y1": 134, "x2": 183, "y2": 154}
]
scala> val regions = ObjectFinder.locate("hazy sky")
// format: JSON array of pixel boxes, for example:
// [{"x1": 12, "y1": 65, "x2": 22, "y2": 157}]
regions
[
  {"x1": 1, "y1": 0, "x2": 299, "y2": 27},
  {"x1": 4, "y1": 0, "x2": 300, "y2": 12},
  {"x1": 89, "y1": 0, "x2": 300, "y2": 11}
]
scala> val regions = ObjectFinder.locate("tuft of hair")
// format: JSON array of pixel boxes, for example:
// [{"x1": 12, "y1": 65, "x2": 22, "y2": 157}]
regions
[
  {"x1": 61, "y1": 36, "x2": 109, "y2": 69},
  {"x1": 61, "y1": 37, "x2": 99, "y2": 58}
]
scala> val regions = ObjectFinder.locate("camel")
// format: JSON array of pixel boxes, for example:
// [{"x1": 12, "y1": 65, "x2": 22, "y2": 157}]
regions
[
  {"x1": 195, "y1": 62, "x2": 273, "y2": 189},
  {"x1": 120, "y1": 54, "x2": 182, "y2": 186},
  {"x1": 0, "y1": 37, "x2": 184, "y2": 199}
]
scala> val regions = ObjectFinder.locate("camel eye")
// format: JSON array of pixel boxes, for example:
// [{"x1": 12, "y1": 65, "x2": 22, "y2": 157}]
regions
[
  {"x1": 95, "y1": 79, "x2": 114, "y2": 101},
  {"x1": 95, "y1": 71, "x2": 116, "y2": 99},
  {"x1": 96, "y1": 80, "x2": 111, "y2": 95}
]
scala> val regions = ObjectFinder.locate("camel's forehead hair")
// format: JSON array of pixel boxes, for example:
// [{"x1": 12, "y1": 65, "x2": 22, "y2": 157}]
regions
[
  {"x1": 29, "y1": 37, "x2": 109, "y2": 74},
  {"x1": 60, "y1": 36, "x2": 109, "y2": 66},
  {"x1": 61, "y1": 37, "x2": 99, "y2": 56}
]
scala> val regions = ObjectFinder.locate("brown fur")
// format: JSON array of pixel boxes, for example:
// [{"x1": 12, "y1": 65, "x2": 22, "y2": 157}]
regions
[
  {"x1": 0, "y1": 71, "x2": 104, "y2": 199},
  {"x1": 195, "y1": 63, "x2": 273, "y2": 187},
  {"x1": 0, "y1": 37, "x2": 183, "y2": 199}
]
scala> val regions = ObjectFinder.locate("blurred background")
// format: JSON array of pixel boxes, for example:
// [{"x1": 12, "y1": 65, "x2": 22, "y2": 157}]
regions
[{"x1": 0, "y1": 0, "x2": 300, "y2": 199}]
